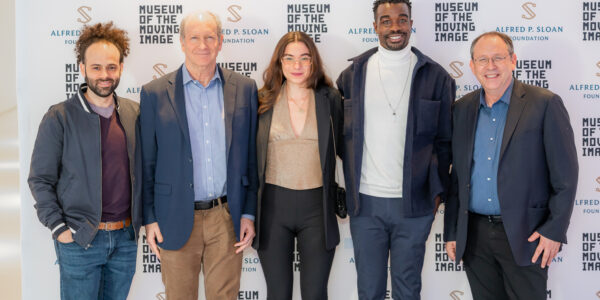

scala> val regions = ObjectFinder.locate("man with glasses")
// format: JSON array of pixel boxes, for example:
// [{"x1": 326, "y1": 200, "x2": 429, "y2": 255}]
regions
[
  {"x1": 336, "y1": 0, "x2": 454, "y2": 298},
  {"x1": 444, "y1": 31, "x2": 578, "y2": 300}
]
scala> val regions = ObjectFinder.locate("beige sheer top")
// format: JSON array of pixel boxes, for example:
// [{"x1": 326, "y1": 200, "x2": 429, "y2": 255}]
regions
[{"x1": 265, "y1": 87, "x2": 323, "y2": 190}]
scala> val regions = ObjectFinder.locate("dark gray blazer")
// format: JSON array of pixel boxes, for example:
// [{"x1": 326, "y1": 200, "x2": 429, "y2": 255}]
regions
[
  {"x1": 29, "y1": 85, "x2": 142, "y2": 248},
  {"x1": 253, "y1": 85, "x2": 342, "y2": 250},
  {"x1": 444, "y1": 79, "x2": 578, "y2": 266}
]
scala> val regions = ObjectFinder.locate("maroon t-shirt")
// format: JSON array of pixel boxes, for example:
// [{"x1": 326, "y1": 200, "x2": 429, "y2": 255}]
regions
[{"x1": 95, "y1": 106, "x2": 131, "y2": 222}]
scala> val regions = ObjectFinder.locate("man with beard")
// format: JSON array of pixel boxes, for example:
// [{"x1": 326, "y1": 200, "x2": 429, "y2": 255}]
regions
[
  {"x1": 336, "y1": 0, "x2": 454, "y2": 299},
  {"x1": 28, "y1": 22, "x2": 142, "y2": 300}
]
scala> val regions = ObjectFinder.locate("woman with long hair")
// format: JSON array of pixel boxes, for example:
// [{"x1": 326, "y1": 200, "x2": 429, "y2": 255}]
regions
[{"x1": 252, "y1": 31, "x2": 342, "y2": 299}]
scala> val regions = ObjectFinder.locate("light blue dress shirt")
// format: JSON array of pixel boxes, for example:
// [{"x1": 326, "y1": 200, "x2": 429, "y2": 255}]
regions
[
  {"x1": 182, "y1": 66, "x2": 227, "y2": 202},
  {"x1": 469, "y1": 79, "x2": 514, "y2": 215}
]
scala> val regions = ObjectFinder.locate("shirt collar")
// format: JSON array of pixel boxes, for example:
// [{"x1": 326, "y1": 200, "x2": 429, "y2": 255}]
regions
[
  {"x1": 182, "y1": 64, "x2": 221, "y2": 87},
  {"x1": 479, "y1": 78, "x2": 514, "y2": 108}
]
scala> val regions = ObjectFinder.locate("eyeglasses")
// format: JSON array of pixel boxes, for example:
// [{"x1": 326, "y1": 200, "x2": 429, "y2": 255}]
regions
[
  {"x1": 473, "y1": 55, "x2": 511, "y2": 67},
  {"x1": 281, "y1": 56, "x2": 312, "y2": 66}
]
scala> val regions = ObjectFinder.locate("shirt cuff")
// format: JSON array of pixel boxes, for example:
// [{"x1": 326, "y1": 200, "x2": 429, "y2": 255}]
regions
[
  {"x1": 51, "y1": 223, "x2": 69, "y2": 239},
  {"x1": 241, "y1": 214, "x2": 255, "y2": 222}
]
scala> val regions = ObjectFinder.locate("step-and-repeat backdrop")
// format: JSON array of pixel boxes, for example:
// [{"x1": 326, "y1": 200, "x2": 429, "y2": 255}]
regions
[{"x1": 17, "y1": 1, "x2": 599, "y2": 299}]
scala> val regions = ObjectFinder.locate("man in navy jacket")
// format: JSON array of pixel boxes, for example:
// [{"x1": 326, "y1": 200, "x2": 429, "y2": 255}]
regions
[
  {"x1": 336, "y1": 1, "x2": 454, "y2": 299},
  {"x1": 140, "y1": 11, "x2": 258, "y2": 300}
]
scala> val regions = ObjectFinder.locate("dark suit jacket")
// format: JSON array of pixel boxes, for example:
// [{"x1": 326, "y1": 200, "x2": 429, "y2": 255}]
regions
[
  {"x1": 140, "y1": 65, "x2": 258, "y2": 250},
  {"x1": 444, "y1": 79, "x2": 578, "y2": 266},
  {"x1": 336, "y1": 47, "x2": 454, "y2": 217},
  {"x1": 252, "y1": 85, "x2": 342, "y2": 250}
]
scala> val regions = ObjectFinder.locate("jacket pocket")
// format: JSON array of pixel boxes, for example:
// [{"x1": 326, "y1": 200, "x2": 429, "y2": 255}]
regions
[
  {"x1": 154, "y1": 183, "x2": 172, "y2": 196},
  {"x1": 417, "y1": 99, "x2": 440, "y2": 136},
  {"x1": 57, "y1": 173, "x2": 75, "y2": 199}
]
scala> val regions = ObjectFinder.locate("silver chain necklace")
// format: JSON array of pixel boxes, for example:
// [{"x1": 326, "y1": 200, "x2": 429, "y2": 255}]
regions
[{"x1": 377, "y1": 54, "x2": 412, "y2": 116}]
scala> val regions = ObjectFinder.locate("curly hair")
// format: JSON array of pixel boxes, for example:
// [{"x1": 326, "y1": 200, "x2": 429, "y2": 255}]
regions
[
  {"x1": 258, "y1": 31, "x2": 332, "y2": 114},
  {"x1": 75, "y1": 22, "x2": 130, "y2": 64}
]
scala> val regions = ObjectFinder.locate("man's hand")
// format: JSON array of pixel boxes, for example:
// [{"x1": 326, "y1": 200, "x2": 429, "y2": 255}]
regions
[
  {"x1": 434, "y1": 195, "x2": 442, "y2": 215},
  {"x1": 445, "y1": 241, "x2": 457, "y2": 261},
  {"x1": 234, "y1": 218, "x2": 255, "y2": 254},
  {"x1": 57, "y1": 230, "x2": 74, "y2": 244},
  {"x1": 528, "y1": 231, "x2": 560, "y2": 268},
  {"x1": 145, "y1": 222, "x2": 163, "y2": 260}
]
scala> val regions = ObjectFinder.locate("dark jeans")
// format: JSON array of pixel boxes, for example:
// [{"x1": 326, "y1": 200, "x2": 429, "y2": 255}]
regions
[
  {"x1": 350, "y1": 193, "x2": 434, "y2": 300},
  {"x1": 258, "y1": 184, "x2": 335, "y2": 300},
  {"x1": 463, "y1": 213, "x2": 548, "y2": 300},
  {"x1": 54, "y1": 225, "x2": 137, "y2": 300}
]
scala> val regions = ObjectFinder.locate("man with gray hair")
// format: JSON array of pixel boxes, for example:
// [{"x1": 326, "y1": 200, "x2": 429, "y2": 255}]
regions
[{"x1": 140, "y1": 10, "x2": 258, "y2": 299}]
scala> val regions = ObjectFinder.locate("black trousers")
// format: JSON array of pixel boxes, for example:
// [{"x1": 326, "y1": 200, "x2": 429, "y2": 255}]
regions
[
  {"x1": 258, "y1": 184, "x2": 335, "y2": 300},
  {"x1": 463, "y1": 213, "x2": 548, "y2": 300}
]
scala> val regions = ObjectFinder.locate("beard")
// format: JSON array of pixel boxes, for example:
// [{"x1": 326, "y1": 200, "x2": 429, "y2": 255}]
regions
[
  {"x1": 85, "y1": 76, "x2": 120, "y2": 98},
  {"x1": 381, "y1": 31, "x2": 409, "y2": 51}
]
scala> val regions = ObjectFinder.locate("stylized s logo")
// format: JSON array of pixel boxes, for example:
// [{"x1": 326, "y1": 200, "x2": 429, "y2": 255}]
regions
[
  {"x1": 522, "y1": 2, "x2": 536, "y2": 20},
  {"x1": 449, "y1": 61, "x2": 464, "y2": 79},
  {"x1": 153, "y1": 63, "x2": 168, "y2": 79},
  {"x1": 77, "y1": 6, "x2": 92, "y2": 24},
  {"x1": 450, "y1": 290, "x2": 464, "y2": 300},
  {"x1": 227, "y1": 5, "x2": 242, "y2": 23}
]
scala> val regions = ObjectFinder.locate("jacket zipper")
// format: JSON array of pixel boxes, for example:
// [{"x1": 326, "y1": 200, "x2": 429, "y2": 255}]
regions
[
  {"x1": 117, "y1": 104, "x2": 137, "y2": 242},
  {"x1": 87, "y1": 114, "x2": 102, "y2": 250}
]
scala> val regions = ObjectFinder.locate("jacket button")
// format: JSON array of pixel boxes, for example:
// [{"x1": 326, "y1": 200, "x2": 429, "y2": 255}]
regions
[
  {"x1": 189, "y1": 157, "x2": 192, "y2": 163},
  {"x1": 189, "y1": 183, "x2": 193, "y2": 188},
  {"x1": 464, "y1": 210, "x2": 468, "y2": 214}
]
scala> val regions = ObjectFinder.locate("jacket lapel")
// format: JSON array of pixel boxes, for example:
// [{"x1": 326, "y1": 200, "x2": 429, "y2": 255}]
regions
[
  {"x1": 167, "y1": 67, "x2": 191, "y2": 146},
  {"x1": 257, "y1": 109, "x2": 272, "y2": 183},
  {"x1": 315, "y1": 88, "x2": 330, "y2": 172},
  {"x1": 499, "y1": 80, "x2": 527, "y2": 161},
  {"x1": 353, "y1": 59, "x2": 368, "y2": 179},
  {"x1": 465, "y1": 92, "x2": 480, "y2": 173},
  {"x1": 220, "y1": 67, "x2": 237, "y2": 157}
]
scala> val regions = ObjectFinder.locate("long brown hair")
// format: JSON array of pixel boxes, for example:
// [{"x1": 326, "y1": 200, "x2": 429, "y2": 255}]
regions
[{"x1": 258, "y1": 31, "x2": 332, "y2": 114}]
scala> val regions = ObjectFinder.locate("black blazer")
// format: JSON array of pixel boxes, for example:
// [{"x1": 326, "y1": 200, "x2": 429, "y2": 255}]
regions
[
  {"x1": 252, "y1": 85, "x2": 342, "y2": 250},
  {"x1": 444, "y1": 80, "x2": 578, "y2": 266}
]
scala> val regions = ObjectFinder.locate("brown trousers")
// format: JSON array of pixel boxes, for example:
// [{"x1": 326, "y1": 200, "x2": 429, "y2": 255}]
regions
[{"x1": 160, "y1": 203, "x2": 242, "y2": 300}]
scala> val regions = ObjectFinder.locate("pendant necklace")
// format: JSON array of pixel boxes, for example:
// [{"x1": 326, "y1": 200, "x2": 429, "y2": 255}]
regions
[{"x1": 377, "y1": 54, "x2": 412, "y2": 117}]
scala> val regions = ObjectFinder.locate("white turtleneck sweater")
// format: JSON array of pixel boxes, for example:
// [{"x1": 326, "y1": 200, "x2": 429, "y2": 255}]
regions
[{"x1": 359, "y1": 45, "x2": 417, "y2": 198}]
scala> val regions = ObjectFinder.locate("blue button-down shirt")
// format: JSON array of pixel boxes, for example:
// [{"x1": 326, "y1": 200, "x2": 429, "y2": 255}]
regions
[
  {"x1": 182, "y1": 66, "x2": 227, "y2": 202},
  {"x1": 469, "y1": 79, "x2": 514, "y2": 215}
]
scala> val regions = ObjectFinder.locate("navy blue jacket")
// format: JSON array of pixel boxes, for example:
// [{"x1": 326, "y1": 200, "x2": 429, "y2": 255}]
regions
[
  {"x1": 140, "y1": 66, "x2": 258, "y2": 250},
  {"x1": 336, "y1": 47, "x2": 455, "y2": 217}
]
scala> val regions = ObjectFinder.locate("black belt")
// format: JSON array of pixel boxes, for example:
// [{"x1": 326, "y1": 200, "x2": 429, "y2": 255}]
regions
[
  {"x1": 194, "y1": 196, "x2": 227, "y2": 210},
  {"x1": 469, "y1": 211, "x2": 503, "y2": 223}
]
